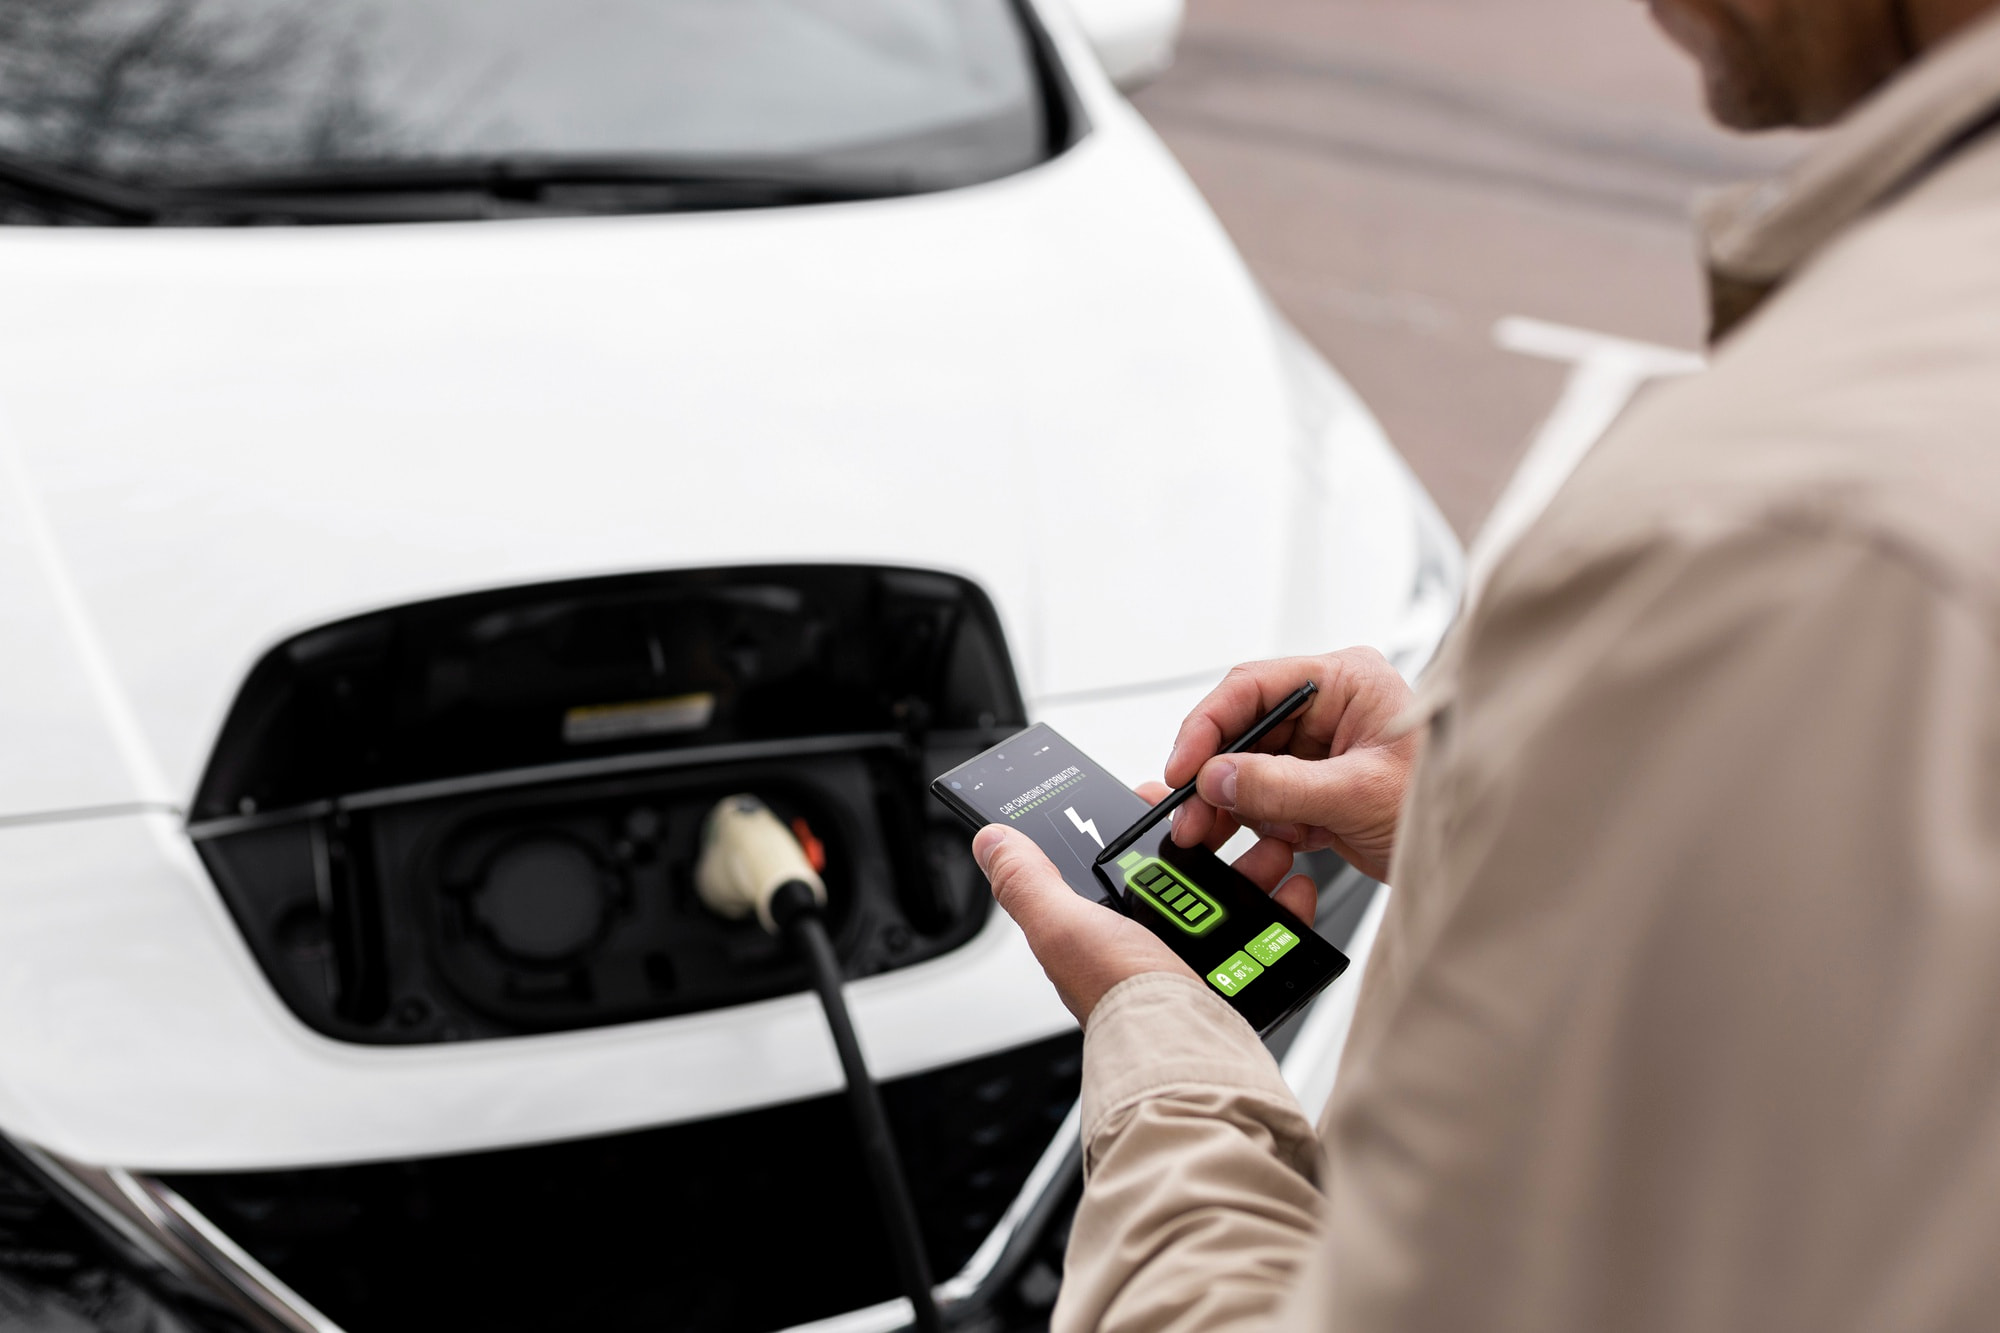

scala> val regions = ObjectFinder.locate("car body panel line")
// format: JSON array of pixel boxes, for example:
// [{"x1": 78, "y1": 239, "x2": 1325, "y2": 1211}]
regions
[{"x1": 0, "y1": 800, "x2": 181, "y2": 830}]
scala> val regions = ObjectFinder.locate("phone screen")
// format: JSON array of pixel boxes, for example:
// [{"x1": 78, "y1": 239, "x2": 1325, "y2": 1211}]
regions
[{"x1": 933, "y1": 723, "x2": 1347, "y2": 1034}]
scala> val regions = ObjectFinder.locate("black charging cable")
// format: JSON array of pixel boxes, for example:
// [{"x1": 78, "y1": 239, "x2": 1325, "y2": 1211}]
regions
[
  {"x1": 696, "y1": 796, "x2": 944, "y2": 1332},
  {"x1": 771, "y1": 879, "x2": 943, "y2": 1333}
]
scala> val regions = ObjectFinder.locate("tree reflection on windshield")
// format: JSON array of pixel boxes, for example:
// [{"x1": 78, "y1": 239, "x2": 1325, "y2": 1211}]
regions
[
  {"x1": 0, "y1": 0, "x2": 397, "y2": 181},
  {"x1": 0, "y1": 0, "x2": 1048, "y2": 199}
]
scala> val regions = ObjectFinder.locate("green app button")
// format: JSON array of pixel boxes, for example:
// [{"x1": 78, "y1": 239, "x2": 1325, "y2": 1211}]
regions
[
  {"x1": 1208, "y1": 950, "x2": 1263, "y2": 996},
  {"x1": 1246, "y1": 922, "x2": 1301, "y2": 967},
  {"x1": 1116, "y1": 852, "x2": 1227, "y2": 936}
]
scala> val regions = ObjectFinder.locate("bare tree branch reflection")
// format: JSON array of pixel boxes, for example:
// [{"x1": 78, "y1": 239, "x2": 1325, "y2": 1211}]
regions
[
  {"x1": 0, "y1": 0, "x2": 397, "y2": 180},
  {"x1": 0, "y1": 0, "x2": 1052, "y2": 224}
]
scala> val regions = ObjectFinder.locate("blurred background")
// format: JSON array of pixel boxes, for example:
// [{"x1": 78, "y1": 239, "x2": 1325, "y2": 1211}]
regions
[{"x1": 1135, "y1": 0, "x2": 1801, "y2": 535}]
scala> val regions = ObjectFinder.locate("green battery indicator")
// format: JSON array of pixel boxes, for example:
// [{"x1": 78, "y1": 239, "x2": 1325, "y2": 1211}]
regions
[{"x1": 1116, "y1": 852, "x2": 1227, "y2": 936}]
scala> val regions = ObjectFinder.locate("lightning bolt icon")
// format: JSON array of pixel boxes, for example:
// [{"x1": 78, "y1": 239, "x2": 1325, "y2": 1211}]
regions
[{"x1": 1065, "y1": 806, "x2": 1103, "y2": 850}]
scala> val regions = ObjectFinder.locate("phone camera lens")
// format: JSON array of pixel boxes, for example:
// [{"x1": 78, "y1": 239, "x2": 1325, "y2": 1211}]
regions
[{"x1": 951, "y1": 781, "x2": 962, "y2": 790}]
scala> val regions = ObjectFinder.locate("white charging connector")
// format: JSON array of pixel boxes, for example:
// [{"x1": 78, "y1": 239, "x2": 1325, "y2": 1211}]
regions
[{"x1": 694, "y1": 794, "x2": 827, "y2": 934}]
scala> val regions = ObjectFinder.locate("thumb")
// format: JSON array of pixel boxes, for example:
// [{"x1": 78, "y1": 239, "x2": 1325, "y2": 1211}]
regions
[
  {"x1": 973, "y1": 824, "x2": 1095, "y2": 938},
  {"x1": 1201, "y1": 749, "x2": 1401, "y2": 830}
]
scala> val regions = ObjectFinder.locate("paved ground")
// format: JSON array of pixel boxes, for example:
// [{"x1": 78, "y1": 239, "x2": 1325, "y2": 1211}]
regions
[{"x1": 1132, "y1": 0, "x2": 1809, "y2": 537}]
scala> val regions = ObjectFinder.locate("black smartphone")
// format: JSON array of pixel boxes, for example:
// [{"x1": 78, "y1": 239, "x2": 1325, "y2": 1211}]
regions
[{"x1": 932, "y1": 723, "x2": 1348, "y2": 1034}]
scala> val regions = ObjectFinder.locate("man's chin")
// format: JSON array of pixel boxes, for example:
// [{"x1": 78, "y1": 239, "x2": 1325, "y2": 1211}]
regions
[
  {"x1": 1705, "y1": 82, "x2": 1798, "y2": 131},
  {"x1": 1646, "y1": 0, "x2": 1806, "y2": 131}
]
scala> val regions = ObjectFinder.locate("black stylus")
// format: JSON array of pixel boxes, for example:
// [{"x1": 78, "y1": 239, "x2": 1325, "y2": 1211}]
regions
[{"x1": 1093, "y1": 680, "x2": 1318, "y2": 869}]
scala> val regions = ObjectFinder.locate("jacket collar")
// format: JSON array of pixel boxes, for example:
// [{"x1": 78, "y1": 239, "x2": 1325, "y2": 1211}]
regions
[{"x1": 1699, "y1": 7, "x2": 2000, "y2": 342}]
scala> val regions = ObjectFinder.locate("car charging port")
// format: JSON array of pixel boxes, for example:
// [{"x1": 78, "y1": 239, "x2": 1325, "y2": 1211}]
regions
[
  {"x1": 417, "y1": 768, "x2": 867, "y2": 1033},
  {"x1": 187, "y1": 565, "x2": 1026, "y2": 1046}
]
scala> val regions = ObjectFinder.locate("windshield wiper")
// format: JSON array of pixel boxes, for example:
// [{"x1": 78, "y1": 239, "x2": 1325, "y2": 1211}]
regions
[
  {"x1": 0, "y1": 149, "x2": 160, "y2": 223},
  {"x1": 167, "y1": 155, "x2": 919, "y2": 217},
  {"x1": 0, "y1": 152, "x2": 922, "y2": 226}
]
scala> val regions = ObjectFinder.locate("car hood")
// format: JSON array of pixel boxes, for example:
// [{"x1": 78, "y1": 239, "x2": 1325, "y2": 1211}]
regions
[{"x1": 0, "y1": 117, "x2": 1427, "y2": 819}]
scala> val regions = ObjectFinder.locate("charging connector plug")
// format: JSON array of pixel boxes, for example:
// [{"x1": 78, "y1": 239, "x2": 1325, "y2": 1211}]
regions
[{"x1": 695, "y1": 794, "x2": 827, "y2": 933}]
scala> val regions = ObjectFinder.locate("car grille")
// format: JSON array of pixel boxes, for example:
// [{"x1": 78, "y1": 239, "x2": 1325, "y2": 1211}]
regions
[{"x1": 162, "y1": 1033, "x2": 1082, "y2": 1333}]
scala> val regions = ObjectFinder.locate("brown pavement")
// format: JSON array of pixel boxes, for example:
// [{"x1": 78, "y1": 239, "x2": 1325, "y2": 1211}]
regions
[{"x1": 1133, "y1": 0, "x2": 1809, "y2": 535}]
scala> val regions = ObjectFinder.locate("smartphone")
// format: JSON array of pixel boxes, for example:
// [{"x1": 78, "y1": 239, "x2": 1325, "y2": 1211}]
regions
[{"x1": 933, "y1": 723, "x2": 1348, "y2": 1034}]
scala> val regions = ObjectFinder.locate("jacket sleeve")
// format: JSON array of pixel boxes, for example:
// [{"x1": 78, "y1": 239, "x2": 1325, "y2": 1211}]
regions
[
  {"x1": 1054, "y1": 519, "x2": 2000, "y2": 1333},
  {"x1": 1051, "y1": 972, "x2": 1325, "y2": 1333}
]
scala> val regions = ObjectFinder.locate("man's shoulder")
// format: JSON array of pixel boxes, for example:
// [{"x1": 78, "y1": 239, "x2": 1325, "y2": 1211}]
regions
[{"x1": 1522, "y1": 131, "x2": 2000, "y2": 613}]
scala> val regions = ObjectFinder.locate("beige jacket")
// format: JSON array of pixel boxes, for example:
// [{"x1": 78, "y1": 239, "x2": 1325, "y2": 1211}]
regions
[{"x1": 1058, "y1": 15, "x2": 2000, "y2": 1333}]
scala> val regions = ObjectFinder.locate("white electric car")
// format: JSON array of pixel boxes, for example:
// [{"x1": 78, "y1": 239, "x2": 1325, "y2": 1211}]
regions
[{"x1": 0, "y1": 1, "x2": 1460, "y2": 1330}]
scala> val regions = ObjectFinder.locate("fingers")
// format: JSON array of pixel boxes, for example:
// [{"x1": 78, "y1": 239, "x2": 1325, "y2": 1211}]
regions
[
  {"x1": 1164, "y1": 658, "x2": 1327, "y2": 788},
  {"x1": 1231, "y1": 840, "x2": 1319, "y2": 924},
  {"x1": 1170, "y1": 797, "x2": 1217, "y2": 848},
  {"x1": 1144, "y1": 782, "x2": 1241, "y2": 854},
  {"x1": 1273, "y1": 873, "x2": 1318, "y2": 924},
  {"x1": 1169, "y1": 797, "x2": 1242, "y2": 851},
  {"x1": 972, "y1": 824, "x2": 1096, "y2": 941},
  {"x1": 971, "y1": 823, "x2": 1190, "y2": 1023},
  {"x1": 1229, "y1": 835, "x2": 1296, "y2": 892},
  {"x1": 1163, "y1": 647, "x2": 1412, "y2": 791},
  {"x1": 1167, "y1": 655, "x2": 1341, "y2": 846},
  {"x1": 1197, "y1": 748, "x2": 1406, "y2": 833}
]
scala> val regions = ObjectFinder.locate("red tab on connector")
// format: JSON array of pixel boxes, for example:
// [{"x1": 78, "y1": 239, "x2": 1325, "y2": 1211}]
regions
[{"x1": 789, "y1": 817, "x2": 827, "y2": 873}]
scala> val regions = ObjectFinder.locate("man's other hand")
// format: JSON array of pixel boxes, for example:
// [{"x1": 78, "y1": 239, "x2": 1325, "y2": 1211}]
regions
[
  {"x1": 1165, "y1": 649, "x2": 1419, "y2": 883},
  {"x1": 973, "y1": 783, "x2": 1319, "y2": 1025}
]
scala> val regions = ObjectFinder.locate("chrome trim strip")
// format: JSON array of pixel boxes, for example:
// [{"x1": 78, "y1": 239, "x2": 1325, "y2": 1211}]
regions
[
  {"x1": 16, "y1": 1143, "x2": 178, "y2": 1269},
  {"x1": 135, "y1": 1175, "x2": 347, "y2": 1333},
  {"x1": 25, "y1": 1144, "x2": 343, "y2": 1333}
]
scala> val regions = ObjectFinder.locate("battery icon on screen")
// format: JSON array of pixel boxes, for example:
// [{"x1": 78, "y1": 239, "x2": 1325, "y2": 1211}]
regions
[{"x1": 1115, "y1": 852, "x2": 1227, "y2": 936}]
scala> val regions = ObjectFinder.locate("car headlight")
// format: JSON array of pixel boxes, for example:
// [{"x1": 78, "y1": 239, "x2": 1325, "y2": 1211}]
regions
[{"x1": 1266, "y1": 306, "x2": 1464, "y2": 680}]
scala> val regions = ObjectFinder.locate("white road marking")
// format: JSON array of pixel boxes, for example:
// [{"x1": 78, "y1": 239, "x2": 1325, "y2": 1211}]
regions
[{"x1": 1468, "y1": 317, "x2": 1706, "y2": 602}]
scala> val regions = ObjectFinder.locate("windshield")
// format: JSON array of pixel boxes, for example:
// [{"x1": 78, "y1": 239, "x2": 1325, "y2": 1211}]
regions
[{"x1": 0, "y1": 0, "x2": 1054, "y2": 222}]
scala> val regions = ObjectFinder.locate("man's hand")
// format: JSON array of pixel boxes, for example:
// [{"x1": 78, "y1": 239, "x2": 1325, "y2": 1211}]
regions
[
  {"x1": 973, "y1": 783, "x2": 1318, "y2": 1025},
  {"x1": 1165, "y1": 649, "x2": 1419, "y2": 882}
]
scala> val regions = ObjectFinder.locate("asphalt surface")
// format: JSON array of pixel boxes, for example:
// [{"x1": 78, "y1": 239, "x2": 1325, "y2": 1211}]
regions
[{"x1": 1133, "y1": 0, "x2": 1809, "y2": 537}]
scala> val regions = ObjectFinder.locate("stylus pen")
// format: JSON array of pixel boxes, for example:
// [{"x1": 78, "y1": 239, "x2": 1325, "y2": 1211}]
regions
[{"x1": 1093, "y1": 680, "x2": 1319, "y2": 869}]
